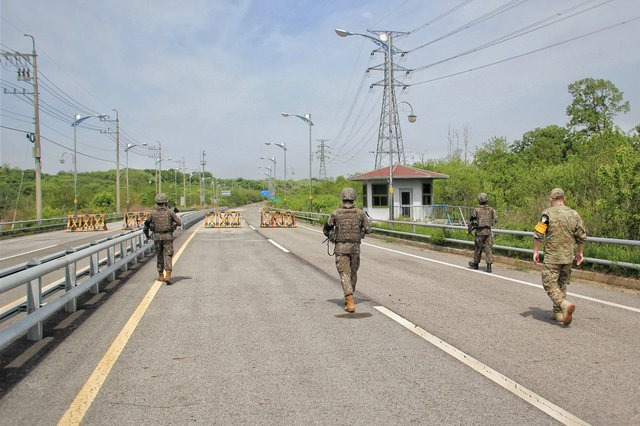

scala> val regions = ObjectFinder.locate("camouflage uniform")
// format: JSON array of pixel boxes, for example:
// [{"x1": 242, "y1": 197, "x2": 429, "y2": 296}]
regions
[
  {"x1": 144, "y1": 199, "x2": 181, "y2": 275},
  {"x1": 534, "y1": 193, "x2": 586, "y2": 319},
  {"x1": 468, "y1": 194, "x2": 497, "y2": 272},
  {"x1": 323, "y1": 188, "x2": 372, "y2": 311}
]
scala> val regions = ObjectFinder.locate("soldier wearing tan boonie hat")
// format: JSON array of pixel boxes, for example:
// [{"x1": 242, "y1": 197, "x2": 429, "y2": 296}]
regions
[{"x1": 532, "y1": 187, "x2": 587, "y2": 326}]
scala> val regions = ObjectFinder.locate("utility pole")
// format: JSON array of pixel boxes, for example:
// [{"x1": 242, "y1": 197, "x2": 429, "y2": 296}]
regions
[
  {"x1": 1, "y1": 35, "x2": 42, "y2": 221},
  {"x1": 200, "y1": 150, "x2": 206, "y2": 206},
  {"x1": 101, "y1": 109, "x2": 121, "y2": 213},
  {"x1": 316, "y1": 139, "x2": 330, "y2": 180}
]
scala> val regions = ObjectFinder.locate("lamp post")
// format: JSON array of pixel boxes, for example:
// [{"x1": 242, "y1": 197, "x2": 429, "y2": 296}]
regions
[
  {"x1": 71, "y1": 113, "x2": 107, "y2": 216},
  {"x1": 124, "y1": 143, "x2": 138, "y2": 211},
  {"x1": 281, "y1": 112, "x2": 313, "y2": 211},
  {"x1": 265, "y1": 142, "x2": 287, "y2": 202}
]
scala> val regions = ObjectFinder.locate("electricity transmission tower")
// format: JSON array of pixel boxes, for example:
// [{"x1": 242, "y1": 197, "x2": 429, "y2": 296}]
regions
[
  {"x1": 367, "y1": 30, "x2": 410, "y2": 169},
  {"x1": 316, "y1": 139, "x2": 330, "y2": 180}
]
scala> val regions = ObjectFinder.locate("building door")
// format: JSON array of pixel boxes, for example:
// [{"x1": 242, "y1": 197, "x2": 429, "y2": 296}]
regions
[{"x1": 400, "y1": 189, "x2": 411, "y2": 218}]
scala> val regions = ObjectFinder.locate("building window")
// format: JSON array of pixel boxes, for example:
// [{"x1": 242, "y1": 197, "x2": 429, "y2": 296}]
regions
[
  {"x1": 372, "y1": 184, "x2": 388, "y2": 207},
  {"x1": 362, "y1": 184, "x2": 367, "y2": 208},
  {"x1": 422, "y1": 182, "x2": 432, "y2": 205}
]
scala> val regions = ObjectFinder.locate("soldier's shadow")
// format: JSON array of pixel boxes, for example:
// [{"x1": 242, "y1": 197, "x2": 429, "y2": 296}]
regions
[
  {"x1": 167, "y1": 276, "x2": 192, "y2": 285},
  {"x1": 327, "y1": 295, "x2": 371, "y2": 308},
  {"x1": 520, "y1": 306, "x2": 560, "y2": 325}
]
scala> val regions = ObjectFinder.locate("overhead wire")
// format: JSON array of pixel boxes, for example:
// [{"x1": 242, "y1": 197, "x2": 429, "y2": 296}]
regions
[
  {"x1": 405, "y1": 0, "x2": 475, "y2": 35},
  {"x1": 406, "y1": 0, "x2": 531, "y2": 53},
  {"x1": 408, "y1": 0, "x2": 613, "y2": 74},
  {"x1": 409, "y1": 16, "x2": 639, "y2": 86}
]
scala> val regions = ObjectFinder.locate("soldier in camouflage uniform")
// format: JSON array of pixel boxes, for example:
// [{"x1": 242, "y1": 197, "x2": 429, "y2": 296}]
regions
[
  {"x1": 323, "y1": 187, "x2": 372, "y2": 313},
  {"x1": 533, "y1": 188, "x2": 586, "y2": 326},
  {"x1": 468, "y1": 193, "x2": 497, "y2": 273},
  {"x1": 144, "y1": 193, "x2": 181, "y2": 285}
]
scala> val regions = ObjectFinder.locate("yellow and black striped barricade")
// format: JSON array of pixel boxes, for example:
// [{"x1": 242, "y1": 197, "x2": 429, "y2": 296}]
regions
[
  {"x1": 260, "y1": 210, "x2": 296, "y2": 228},
  {"x1": 66, "y1": 213, "x2": 108, "y2": 232},
  {"x1": 205, "y1": 210, "x2": 242, "y2": 228},
  {"x1": 123, "y1": 211, "x2": 150, "y2": 230}
]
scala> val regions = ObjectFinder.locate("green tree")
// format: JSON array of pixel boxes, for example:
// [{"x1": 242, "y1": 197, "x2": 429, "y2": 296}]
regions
[
  {"x1": 566, "y1": 78, "x2": 630, "y2": 136},
  {"x1": 89, "y1": 191, "x2": 115, "y2": 212},
  {"x1": 511, "y1": 125, "x2": 569, "y2": 163}
]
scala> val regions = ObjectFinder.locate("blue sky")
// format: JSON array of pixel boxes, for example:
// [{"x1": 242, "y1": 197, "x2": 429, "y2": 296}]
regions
[{"x1": 1, "y1": 0, "x2": 639, "y2": 180}]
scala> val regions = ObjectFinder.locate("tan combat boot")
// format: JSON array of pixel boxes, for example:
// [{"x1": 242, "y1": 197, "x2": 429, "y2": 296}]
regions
[
  {"x1": 165, "y1": 271, "x2": 173, "y2": 285},
  {"x1": 552, "y1": 312, "x2": 564, "y2": 322},
  {"x1": 157, "y1": 272, "x2": 165, "y2": 282},
  {"x1": 560, "y1": 300, "x2": 575, "y2": 326},
  {"x1": 345, "y1": 295, "x2": 355, "y2": 313}
]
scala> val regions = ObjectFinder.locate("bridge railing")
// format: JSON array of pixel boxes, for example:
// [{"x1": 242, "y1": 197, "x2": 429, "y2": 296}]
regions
[
  {"x1": 289, "y1": 210, "x2": 640, "y2": 270},
  {"x1": 0, "y1": 230, "x2": 152, "y2": 351},
  {"x1": 0, "y1": 213, "x2": 123, "y2": 236}
]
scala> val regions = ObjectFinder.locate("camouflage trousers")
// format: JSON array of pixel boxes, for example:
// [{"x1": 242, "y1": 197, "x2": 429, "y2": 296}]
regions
[
  {"x1": 154, "y1": 240, "x2": 174, "y2": 273},
  {"x1": 473, "y1": 234, "x2": 494, "y2": 264},
  {"x1": 335, "y1": 253, "x2": 360, "y2": 296},
  {"x1": 542, "y1": 263, "x2": 572, "y2": 312}
]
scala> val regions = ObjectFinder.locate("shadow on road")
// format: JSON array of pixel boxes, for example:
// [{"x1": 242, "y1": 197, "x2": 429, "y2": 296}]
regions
[{"x1": 520, "y1": 306, "x2": 561, "y2": 326}]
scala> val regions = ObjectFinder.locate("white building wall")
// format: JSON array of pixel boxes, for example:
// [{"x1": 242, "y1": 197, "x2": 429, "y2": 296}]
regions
[{"x1": 360, "y1": 179, "x2": 432, "y2": 221}]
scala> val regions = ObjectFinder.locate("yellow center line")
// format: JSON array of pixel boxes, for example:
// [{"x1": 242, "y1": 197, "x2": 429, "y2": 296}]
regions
[{"x1": 58, "y1": 225, "x2": 202, "y2": 426}]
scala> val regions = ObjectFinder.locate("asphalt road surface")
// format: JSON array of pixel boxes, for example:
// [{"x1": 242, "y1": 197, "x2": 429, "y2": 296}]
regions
[{"x1": 0, "y1": 204, "x2": 638, "y2": 425}]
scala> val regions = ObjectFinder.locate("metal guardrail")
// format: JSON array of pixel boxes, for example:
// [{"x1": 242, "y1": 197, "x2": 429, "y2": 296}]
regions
[
  {"x1": 0, "y1": 213, "x2": 123, "y2": 236},
  {"x1": 289, "y1": 210, "x2": 640, "y2": 270},
  {"x1": 181, "y1": 209, "x2": 217, "y2": 230},
  {"x1": 0, "y1": 230, "x2": 152, "y2": 351}
]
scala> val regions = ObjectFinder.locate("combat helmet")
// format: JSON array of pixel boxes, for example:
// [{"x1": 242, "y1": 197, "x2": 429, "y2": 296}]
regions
[
  {"x1": 340, "y1": 187, "x2": 357, "y2": 201},
  {"x1": 477, "y1": 192, "x2": 488, "y2": 204},
  {"x1": 155, "y1": 193, "x2": 169, "y2": 204}
]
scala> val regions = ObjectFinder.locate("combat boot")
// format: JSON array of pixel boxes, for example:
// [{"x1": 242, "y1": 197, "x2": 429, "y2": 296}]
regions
[
  {"x1": 165, "y1": 271, "x2": 173, "y2": 285},
  {"x1": 560, "y1": 300, "x2": 575, "y2": 326},
  {"x1": 552, "y1": 312, "x2": 564, "y2": 322},
  {"x1": 486, "y1": 264, "x2": 492, "y2": 273},
  {"x1": 345, "y1": 295, "x2": 355, "y2": 313},
  {"x1": 468, "y1": 262, "x2": 479, "y2": 270},
  {"x1": 156, "y1": 272, "x2": 165, "y2": 282}
]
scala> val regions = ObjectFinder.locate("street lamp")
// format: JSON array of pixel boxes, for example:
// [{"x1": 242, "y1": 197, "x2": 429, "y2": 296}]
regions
[
  {"x1": 59, "y1": 152, "x2": 71, "y2": 164},
  {"x1": 266, "y1": 142, "x2": 287, "y2": 202},
  {"x1": 124, "y1": 143, "x2": 138, "y2": 210},
  {"x1": 398, "y1": 101, "x2": 417, "y2": 123},
  {"x1": 71, "y1": 113, "x2": 107, "y2": 216},
  {"x1": 281, "y1": 112, "x2": 313, "y2": 211}
]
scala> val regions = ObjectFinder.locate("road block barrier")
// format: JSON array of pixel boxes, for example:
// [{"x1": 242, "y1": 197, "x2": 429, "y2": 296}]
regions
[
  {"x1": 123, "y1": 211, "x2": 150, "y2": 230},
  {"x1": 66, "y1": 214, "x2": 108, "y2": 232},
  {"x1": 260, "y1": 210, "x2": 296, "y2": 228},
  {"x1": 205, "y1": 210, "x2": 242, "y2": 228}
]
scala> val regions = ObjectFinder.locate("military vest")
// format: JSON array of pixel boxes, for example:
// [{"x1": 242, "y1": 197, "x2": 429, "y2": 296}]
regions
[
  {"x1": 334, "y1": 208, "x2": 363, "y2": 244},
  {"x1": 151, "y1": 207, "x2": 173, "y2": 233},
  {"x1": 475, "y1": 205, "x2": 496, "y2": 228}
]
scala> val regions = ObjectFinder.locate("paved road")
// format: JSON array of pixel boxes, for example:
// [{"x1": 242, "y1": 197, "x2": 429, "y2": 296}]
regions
[{"x1": 0, "y1": 204, "x2": 638, "y2": 424}]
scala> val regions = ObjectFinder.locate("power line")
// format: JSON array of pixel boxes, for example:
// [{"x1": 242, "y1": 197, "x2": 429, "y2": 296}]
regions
[
  {"x1": 406, "y1": 0, "x2": 531, "y2": 53},
  {"x1": 408, "y1": 0, "x2": 613, "y2": 75},
  {"x1": 410, "y1": 16, "x2": 640, "y2": 86},
  {"x1": 406, "y1": 0, "x2": 475, "y2": 35}
]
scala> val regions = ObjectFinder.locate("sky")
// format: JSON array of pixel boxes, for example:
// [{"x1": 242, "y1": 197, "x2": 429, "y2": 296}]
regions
[{"x1": 1, "y1": 0, "x2": 639, "y2": 181}]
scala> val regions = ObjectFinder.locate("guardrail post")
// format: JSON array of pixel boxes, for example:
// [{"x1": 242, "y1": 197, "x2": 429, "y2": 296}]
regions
[
  {"x1": 119, "y1": 240, "x2": 128, "y2": 272},
  {"x1": 107, "y1": 237, "x2": 116, "y2": 282},
  {"x1": 89, "y1": 241, "x2": 100, "y2": 295},
  {"x1": 64, "y1": 248, "x2": 78, "y2": 313},
  {"x1": 26, "y1": 259, "x2": 43, "y2": 341}
]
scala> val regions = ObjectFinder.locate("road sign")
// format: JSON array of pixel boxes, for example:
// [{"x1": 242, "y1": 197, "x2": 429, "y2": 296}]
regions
[{"x1": 221, "y1": 190, "x2": 231, "y2": 197}]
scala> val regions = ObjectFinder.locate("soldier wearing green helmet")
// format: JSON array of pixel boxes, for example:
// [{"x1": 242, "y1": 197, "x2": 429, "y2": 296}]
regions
[
  {"x1": 467, "y1": 192, "x2": 497, "y2": 272},
  {"x1": 144, "y1": 193, "x2": 181, "y2": 284},
  {"x1": 323, "y1": 187, "x2": 372, "y2": 313}
]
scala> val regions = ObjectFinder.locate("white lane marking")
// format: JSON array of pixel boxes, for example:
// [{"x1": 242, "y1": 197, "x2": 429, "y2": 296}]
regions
[
  {"x1": 375, "y1": 305, "x2": 590, "y2": 425},
  {"x1": 268, "y1": 239, "x2": 290, "y2": 253},
  {"x1": 298, "y1": 225, "x2": 640, "y2": 314},
  {"x1": 0, "y1": 244, "x2": 58, "y2": 261},
  {"x1": 248, "y1": 224, "x2": 256, "y2": 230}
]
